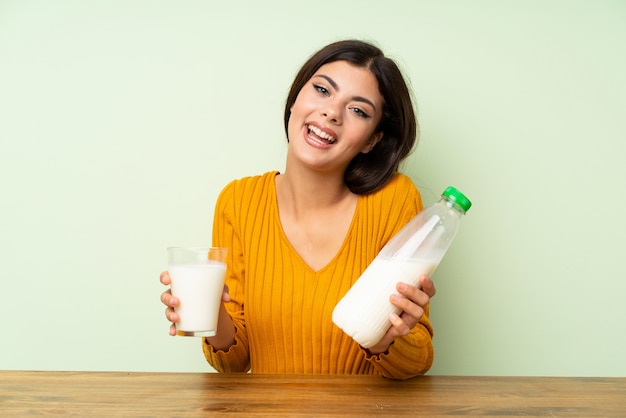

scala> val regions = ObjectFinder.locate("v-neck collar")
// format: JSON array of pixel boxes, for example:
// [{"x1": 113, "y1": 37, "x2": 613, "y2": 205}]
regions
[{"x1": 270, "y1": 172, "x2": 361, "y2": 274}]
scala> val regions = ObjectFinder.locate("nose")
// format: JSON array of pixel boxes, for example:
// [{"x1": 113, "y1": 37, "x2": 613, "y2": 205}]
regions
[{"x1": 321, "y1": 102, "x2": 342, "y2": 124}]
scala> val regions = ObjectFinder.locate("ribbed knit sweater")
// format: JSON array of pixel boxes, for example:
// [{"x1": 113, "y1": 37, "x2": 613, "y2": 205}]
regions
[{"x1": 202, "y1": 171, "x2": 434, "y2": 380}]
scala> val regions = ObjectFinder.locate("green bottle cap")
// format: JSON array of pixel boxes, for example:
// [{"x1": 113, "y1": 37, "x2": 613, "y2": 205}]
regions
[{"x1": 442, "y1": 186, "x2": 472, "y2": 212}]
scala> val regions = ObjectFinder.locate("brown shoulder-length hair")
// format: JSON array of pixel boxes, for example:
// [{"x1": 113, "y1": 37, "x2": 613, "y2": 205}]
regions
[{"x1": 284, "y1": 39, "x2": 418, "y2": 195}]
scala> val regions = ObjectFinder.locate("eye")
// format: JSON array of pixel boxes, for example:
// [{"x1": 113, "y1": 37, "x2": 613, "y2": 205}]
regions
[
  {"x1": 350, "y1": 107, "x2": 372, "y2": 119},
  {"x1": 313, "y1": 84, "x2": 329, "y2": 95}
]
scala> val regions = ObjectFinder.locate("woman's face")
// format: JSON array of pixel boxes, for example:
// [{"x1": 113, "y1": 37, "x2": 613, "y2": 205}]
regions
[{"x1": 287, "y1": 60, "x2": 384, "y2": 174}]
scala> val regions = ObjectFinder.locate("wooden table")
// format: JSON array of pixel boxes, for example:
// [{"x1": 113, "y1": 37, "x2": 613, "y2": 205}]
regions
[{"x1": 1, "y1": 371, "x2": 624, "y2": 416}]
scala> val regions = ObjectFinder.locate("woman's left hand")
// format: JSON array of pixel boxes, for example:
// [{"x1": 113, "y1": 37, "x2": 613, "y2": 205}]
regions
[{"x1": 366, "y1": 275, "x2": 436, "y2": 355}]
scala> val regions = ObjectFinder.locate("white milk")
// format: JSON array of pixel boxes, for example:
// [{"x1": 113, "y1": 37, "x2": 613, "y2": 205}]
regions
[
  {"x1": 169, "y1": 261, "x2": 227, "y2": 336},
  {"x1": 332, "y1": 257, "x2": 437, "y2": 348}
]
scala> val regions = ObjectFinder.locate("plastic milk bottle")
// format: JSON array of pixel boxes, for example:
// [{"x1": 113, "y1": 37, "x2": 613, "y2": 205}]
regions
[{"x1": 332, "y1": 186, "x2": 472, "y2": 348}]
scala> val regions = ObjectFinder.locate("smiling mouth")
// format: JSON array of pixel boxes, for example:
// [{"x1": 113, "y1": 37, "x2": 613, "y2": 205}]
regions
[{"x1": 307, "y1": 124, "x2": 336, "y2": 144}]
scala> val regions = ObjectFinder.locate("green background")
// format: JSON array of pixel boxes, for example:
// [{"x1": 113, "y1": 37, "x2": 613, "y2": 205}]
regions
[{"x1": 2, "y1": 0, "x2": 625, "y2": 376}]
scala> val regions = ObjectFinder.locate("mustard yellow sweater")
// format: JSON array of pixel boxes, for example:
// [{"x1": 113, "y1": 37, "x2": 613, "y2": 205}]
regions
[{"x1": 203, "y1": 171, "x2": 434, "y2": 380}]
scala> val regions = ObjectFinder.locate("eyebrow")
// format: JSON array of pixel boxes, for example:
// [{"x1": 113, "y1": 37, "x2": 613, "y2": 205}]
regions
[{"x1": 313, "y1": 74, "x2": 378, "y2": 111}]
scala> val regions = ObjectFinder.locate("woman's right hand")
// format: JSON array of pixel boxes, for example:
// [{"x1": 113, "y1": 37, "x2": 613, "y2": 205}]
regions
[
  {"x1": 160, "y1": 271, "x2": 234, "y2": 337},
  {"x1": 160, "y1": 271, "x2": 179, "y2": 336}
]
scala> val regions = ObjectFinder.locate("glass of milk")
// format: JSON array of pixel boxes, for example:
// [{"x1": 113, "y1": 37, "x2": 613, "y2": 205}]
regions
[{"x1": 167, "y1": 247, "x2": 228, "y2": 337}]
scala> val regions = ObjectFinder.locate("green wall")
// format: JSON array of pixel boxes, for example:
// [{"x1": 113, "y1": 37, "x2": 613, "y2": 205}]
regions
[{"x1": 2, "y1": 0, "x2": 625, "y2": 376}]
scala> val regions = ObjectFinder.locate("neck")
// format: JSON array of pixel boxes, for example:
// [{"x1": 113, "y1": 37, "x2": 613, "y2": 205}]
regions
[{"x1": 276, "y1": 165, "x2": 354, "y2": 215}]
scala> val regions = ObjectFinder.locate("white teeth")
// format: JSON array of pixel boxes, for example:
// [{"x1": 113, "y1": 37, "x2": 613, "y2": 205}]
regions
[{"x1": 308, "y1": 125, "x2": 336, "y2": 144}]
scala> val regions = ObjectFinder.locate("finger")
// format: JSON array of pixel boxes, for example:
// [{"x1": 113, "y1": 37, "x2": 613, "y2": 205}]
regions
[
  {"x1": 418, "y1": 275, "x2": 436, "y2": 298},
  {"x1": 160, "y1": 290, "x2": 169, "y2": 306},
  {"x1": 390, "y1": 294, "x2": 423, "y2": 326},
  {"x1": 389, "y1": 312, "x2": 411, "y2": 336},
  {"x1": 165, "y1": 306, "x2": 179, "y2": 322},
  {"x1": 222, "y1": 284, "x2": 231, "y2": 302},
  {"x1": 160, "y1": 289, "x2": 171, "y2": 305},
  {"x1": 169, "y1": 323, "x2": 177, "y2": 336},
  {"x1": 161, "y1": 291, "x2": 179, "y2": 308},
  {"x1": 397, "y1": 282, "x2": 430, "y2": 308},
  {"x1": 160, "y1": 271, "x2": 171, "y2": 285}
]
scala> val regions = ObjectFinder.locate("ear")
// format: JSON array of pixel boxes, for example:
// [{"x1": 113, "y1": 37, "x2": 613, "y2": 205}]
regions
[{"x1": 361, "y1": 131, "x2": 384, "y2": 154}]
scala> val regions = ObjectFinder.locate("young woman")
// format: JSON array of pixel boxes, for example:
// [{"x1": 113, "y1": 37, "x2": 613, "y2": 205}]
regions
[{"x1": 160, "y1": 39, "x2": 437, "y2": 380}]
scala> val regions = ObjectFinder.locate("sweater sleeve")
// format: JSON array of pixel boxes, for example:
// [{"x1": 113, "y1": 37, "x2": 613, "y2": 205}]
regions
[
  {"x1": 364, "y1": 306, "x2": 435, "y2": 380},
  {"x1": 362, "y1": 174, "x2": 435, "y2": 379},
  {"x1": 202, "y1": 180, "x2": 251, "y2": 373}
]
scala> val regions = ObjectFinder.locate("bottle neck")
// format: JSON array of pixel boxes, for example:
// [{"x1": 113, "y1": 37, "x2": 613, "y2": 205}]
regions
[{"x1": 441, "y1": 196, "x2": 466, "y2": 215}]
